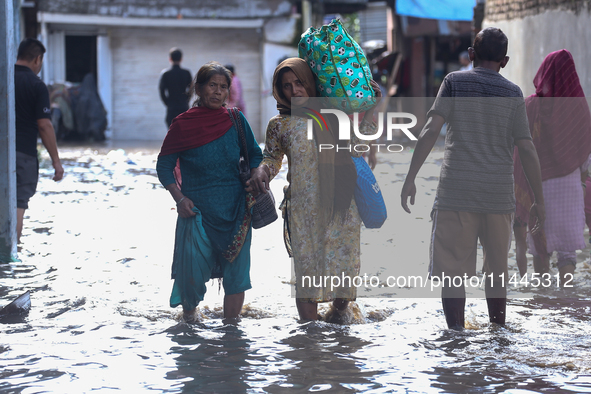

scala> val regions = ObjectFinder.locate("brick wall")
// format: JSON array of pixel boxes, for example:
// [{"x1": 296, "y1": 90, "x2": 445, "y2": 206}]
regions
[{"x1": 486, "y1": 0, "x2": 591, "y2": 21}]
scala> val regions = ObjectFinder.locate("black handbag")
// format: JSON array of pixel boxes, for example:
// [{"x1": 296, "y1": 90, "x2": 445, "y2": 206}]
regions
[{"x1": 228, "y1": 107, "x2": 278, "y2": 229}]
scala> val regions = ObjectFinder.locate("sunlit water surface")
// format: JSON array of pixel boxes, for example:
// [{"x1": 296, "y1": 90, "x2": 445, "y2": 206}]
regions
[{"x1": 2, "y1": 141, "x2": 591, "y2": 393}]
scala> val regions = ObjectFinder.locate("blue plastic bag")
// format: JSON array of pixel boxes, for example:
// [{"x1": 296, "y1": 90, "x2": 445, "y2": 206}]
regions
[{"x1": 352, "y1": 156, "x2": 387, "y2": 228}]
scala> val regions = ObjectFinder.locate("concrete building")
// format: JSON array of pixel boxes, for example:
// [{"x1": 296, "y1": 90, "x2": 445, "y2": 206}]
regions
[
  {"x1": 483, "y1": 0, "x2": 591, "y2": 96},
  {"x1": 22, "y1": 0, "x2": 384, "y2": 141},
  {"x1": 31, "y1": 0, "x2": 298, "y2": 141}
]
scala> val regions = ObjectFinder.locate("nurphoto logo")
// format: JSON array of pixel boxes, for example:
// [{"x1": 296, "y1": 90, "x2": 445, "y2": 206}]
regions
[{"x1": 304, "y1": 107, "x2": 418, "y2": 153}]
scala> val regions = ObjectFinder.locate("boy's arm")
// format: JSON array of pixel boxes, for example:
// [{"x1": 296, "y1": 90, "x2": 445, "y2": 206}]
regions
[
  {"x1": 515, "y1": 138, "x2": 545, "y2": 234},
  {"x1": 401, "y1": 114, "x2": 445, "y2": 213}
]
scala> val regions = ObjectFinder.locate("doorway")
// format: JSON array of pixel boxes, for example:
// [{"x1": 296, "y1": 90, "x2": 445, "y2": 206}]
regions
[{"x1": 65, "y1": 35, "x2": 97, "y2": 83}]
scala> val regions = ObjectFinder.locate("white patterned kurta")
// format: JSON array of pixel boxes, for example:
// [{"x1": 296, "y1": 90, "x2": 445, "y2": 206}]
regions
[{"x1": 261, "y1": 114, "x2": 376, "y2": 301}]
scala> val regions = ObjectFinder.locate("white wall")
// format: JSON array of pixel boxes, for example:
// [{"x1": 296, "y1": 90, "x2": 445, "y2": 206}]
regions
[
  {"x1": 47, "y1": 30, "x2": 65, "y2": 84},
  {"x1": 358, "y1": 1, "x2": 389, "y2": 44},
  {"x1": 484, "y1": 8, "x2": 591, "y2": 96},
  {"x1": 109, "y1": 26, "x2": 262, "y2": 140},
  {"x1": 259, "y1": 16, "x2": 299, "y2": 142},
  {"x1": 97, "y1": 34, "x2": 112, "y2": 138}
]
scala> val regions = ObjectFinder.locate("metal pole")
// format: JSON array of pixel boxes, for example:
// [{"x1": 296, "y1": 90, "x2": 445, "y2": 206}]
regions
[
  {"x1": 302, "y1": 0, "x2": 312, "y2": 33},
  {"x1": 0, "y1": 0, "x2": 18, "y2": 262},
  {"x1": 39, "y1": 15, "x2": 49, "y2": 84}
]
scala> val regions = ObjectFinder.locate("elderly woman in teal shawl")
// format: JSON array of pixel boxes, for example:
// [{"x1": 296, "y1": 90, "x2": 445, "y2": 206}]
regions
[{"x1": 157, "y1": 61, "x2": 262, "y2": 321}]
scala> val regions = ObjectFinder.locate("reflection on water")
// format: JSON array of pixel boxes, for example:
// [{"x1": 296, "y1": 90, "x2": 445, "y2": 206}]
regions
[
  {"x1": 166, "y1": 322, "x2": 253, "y2": 393},
  {"x1": 1, "y1": 141, "x2": 591, "y2": 392}
]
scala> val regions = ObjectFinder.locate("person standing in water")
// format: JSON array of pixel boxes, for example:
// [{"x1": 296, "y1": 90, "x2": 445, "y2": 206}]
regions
[
  {"x1": 401, "y1": 28, "x2": 545, "y2": 330},
  {"x1": 249, "y1": 58, "x2": 381, "y2": 322},
  {"x1": 14, "y1": 38, "x2": 64, "y2": 243},
  {"x1": 159, "y1": 47, "x2": 192, "y2": 128},
  {"x1": 513, "y1": 49, "x2": 591, "y2": 284}
]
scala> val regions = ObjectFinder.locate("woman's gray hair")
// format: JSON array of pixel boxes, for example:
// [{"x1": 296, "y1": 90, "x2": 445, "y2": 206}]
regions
[{"x1": 191, "y1": 61, "x2": 232, "y2": 107}]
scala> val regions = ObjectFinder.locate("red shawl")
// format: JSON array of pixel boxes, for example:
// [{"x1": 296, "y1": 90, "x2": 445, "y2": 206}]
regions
[
  {"x1": 526, "y1": 49, "x2": 591, "y2": 181},
  {"x1": 158, "y1": 106, "x2": 233, "y2": 157}
]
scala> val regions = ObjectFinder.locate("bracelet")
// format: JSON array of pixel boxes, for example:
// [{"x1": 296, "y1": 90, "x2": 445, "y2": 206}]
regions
[
  {"x1": 582, "y1": 182, "x2": 587, "y2": 189},
  {"x1": 176, "y1": 196, "x2": 186, "y2": 205}
]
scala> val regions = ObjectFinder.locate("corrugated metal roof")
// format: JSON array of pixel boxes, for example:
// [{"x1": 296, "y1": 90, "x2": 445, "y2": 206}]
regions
[
  {"x1": 358, "y1": 2, "x2": 388, "y2": 43},
  {"x1": 37, "y1": 0, "x2": 293, "y2": 19}
]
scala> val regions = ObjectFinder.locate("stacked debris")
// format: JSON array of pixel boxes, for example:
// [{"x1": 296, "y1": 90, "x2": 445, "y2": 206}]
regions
[{"x1": 49, "y1": 73, "x2": 108, "y2": 141}]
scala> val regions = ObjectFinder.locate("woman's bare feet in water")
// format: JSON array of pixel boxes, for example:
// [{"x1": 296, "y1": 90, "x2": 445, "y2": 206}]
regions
[
  {"x1": 183, "y1": 308, "x2": 197, "y2": 323},
  {"x1": 325, "y1": 299, "x2": 349, "y2": 324}
]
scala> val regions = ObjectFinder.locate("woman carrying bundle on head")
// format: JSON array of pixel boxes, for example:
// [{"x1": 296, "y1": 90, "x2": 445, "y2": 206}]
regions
[{"x1": 248, "y1": 58, "x2": 381, "y2": 322}]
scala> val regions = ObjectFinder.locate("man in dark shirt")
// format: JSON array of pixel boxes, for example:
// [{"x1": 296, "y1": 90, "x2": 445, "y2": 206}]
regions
[
  {"x1": 159, "y1": 48, "x2": 192, "y2": 128},
  {"x1": 15, "y1": 38, "x2": 64, "y2": 243}
]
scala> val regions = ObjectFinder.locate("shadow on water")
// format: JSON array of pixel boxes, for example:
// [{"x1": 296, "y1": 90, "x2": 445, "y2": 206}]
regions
[
  {"x1": 267, "y1": 322, "x2": 375, "y2": 393},
  {"x1": 164, "y1": 318, "x2": 377, "y2": 394},
  {"x1": 423, "y1": 328, "x2": 572, "y2": 393},
  {"x1": 166, "y1": 322, "x2": 253, "y2": 393}
]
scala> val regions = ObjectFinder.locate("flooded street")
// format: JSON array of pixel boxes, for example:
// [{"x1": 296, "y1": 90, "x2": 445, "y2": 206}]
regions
[{"x1": 2, "y1": 141, "x2": 591, "y2": 393}]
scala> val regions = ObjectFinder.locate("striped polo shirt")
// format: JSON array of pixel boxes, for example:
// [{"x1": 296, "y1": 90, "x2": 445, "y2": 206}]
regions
[{"x1": 428, "y1": 67, "x2": 532, "y2": 214}]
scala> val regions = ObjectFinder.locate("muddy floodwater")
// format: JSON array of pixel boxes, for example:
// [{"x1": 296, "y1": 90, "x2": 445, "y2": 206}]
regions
[{"x1": 2, "y1": 140, "x2": 591, "y2": 393}]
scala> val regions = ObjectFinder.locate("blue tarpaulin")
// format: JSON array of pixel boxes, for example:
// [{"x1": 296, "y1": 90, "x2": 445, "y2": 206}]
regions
[{"x1": 396, "y1": 0, "x2": 476, "y2": 21}]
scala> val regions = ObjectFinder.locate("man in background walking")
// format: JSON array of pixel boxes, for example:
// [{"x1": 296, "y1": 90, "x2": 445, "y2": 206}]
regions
[{"x1": 159, "y1": 47, "x2": 192, "y2": 128}]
